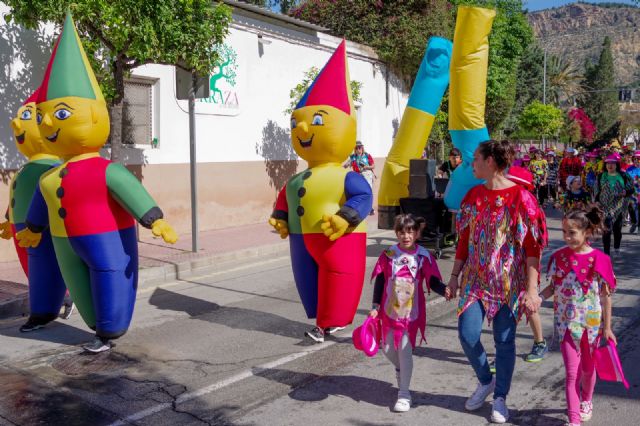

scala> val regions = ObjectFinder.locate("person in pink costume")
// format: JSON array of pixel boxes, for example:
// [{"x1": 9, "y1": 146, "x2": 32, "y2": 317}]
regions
[
  {"x1": 540, "y1": 207, "x2": 616, "y2": 426},
  {"x1": 369, "y1": 214, "x2": 442, "y2": 412}
]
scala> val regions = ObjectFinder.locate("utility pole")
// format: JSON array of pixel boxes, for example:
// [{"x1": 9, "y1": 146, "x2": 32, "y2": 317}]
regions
[{"x1": 189, "y1": 71, "x2": 199, "y2": 253}]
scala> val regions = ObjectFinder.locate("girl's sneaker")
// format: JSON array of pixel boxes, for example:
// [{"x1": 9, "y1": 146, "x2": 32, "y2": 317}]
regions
[
  {"x1": 393, "y1": 398, "x2": 411, "y2": 412},
  {"x1": 580, "y1": 400, "x2": 593, "y2": 421},
  {"x1": 304, "y1": 326, "x2": 325, "y2": 343}
]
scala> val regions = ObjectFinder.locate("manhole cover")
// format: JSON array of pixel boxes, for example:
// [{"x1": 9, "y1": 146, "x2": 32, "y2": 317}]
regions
[{"x1": 51, "y1": 351, "x2": 135, "y2": 376}]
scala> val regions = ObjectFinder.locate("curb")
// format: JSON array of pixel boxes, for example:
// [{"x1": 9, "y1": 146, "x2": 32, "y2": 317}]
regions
[{"x1": 0, "y1": 229, "x2": 398, "y2": 321}]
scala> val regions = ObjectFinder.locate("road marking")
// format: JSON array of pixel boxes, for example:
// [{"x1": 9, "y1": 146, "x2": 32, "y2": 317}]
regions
[{"x1": 107, "y1": 340, "x2": 337, "y2": 426}]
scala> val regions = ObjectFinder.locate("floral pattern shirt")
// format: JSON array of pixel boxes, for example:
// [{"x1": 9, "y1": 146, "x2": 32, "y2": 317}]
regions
[
  {"x1": 548, "y1": 247, "x2": 616, "y2": 349},
  {"x1": 456, "y1": 185, "x2": 546, "y2": 322}
]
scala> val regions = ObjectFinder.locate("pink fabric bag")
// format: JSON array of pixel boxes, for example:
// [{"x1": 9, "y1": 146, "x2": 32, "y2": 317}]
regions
[
  {"x1": 352, "y1": 317, "x2": 381, "y2": 357},
  {"x1": 593, "y1": 339, "x2": 630, "y2": 389}
]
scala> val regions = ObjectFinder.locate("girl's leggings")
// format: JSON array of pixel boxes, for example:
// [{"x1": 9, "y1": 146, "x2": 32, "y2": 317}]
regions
[
  {"x1": 560, "y1": 330, "x2": 596, "y2": 425},
  {"x1": 382, "y1": 330, "x2": 413, "y2": 400}
]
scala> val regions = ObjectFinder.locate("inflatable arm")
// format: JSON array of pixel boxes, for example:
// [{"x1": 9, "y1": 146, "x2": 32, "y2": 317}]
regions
[
  {"x1": 378, "y1": 37, "x2": 452, "y2": 208},
  {"x1": 444, "y1": 6, "x2": 496, "y2": 211}
]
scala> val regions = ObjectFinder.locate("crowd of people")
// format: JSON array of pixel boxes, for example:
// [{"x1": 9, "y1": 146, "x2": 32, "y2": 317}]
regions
[{"x1": 512, "y1": 144, "x2": 639, "y2": 256}]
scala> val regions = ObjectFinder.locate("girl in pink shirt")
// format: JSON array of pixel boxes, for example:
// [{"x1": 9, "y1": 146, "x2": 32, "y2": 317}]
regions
[
  {"x1": 540, "y1": 207, "x2": 616, "y2": 426},
  {"x1": 369, "y1": 214, "x2": 442, "y2": 412}
]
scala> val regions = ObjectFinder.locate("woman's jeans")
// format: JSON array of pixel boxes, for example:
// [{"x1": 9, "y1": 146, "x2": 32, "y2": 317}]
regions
[
  {"x1": 458, "y1": 302, "x2": 517, "y2": 399},
  {"x1": 603, "y1": 214, "x2": 623, "y2": 254}
]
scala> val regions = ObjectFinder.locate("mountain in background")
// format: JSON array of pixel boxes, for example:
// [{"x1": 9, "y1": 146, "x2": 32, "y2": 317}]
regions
[{"x1": 528, "y1": 2, "x2": 639, "y2": 85}]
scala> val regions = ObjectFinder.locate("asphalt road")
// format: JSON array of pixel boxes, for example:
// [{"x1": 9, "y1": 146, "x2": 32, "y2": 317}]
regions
[{"x1": 0, "y1": 214, "x2": 638, "y2": 426}]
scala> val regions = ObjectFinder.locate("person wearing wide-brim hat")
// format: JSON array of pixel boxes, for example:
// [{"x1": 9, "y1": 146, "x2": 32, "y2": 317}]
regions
[
  {"x1": 583, "y1": 152, "x2": 604, "y2": 196},
  {"x1": 594, "y1": 154, "x2": 635, "y2": 255}
]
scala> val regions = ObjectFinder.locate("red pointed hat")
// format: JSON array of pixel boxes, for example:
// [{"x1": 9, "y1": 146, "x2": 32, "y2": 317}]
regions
[
  {"x1": 22, "y1": 88, "x2": 40, "y2": 105},
  {"x1": 295, "y1": 40, "x2": 354, "y2": 116}
]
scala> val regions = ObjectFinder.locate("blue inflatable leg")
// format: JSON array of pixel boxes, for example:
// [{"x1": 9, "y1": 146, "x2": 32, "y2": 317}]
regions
[
  {"x1": 20, "y1": 224, "x2": 66, "y2": 325},
  {"x1": 69, "y1": 226, "x2": 138, "y2": 339}
]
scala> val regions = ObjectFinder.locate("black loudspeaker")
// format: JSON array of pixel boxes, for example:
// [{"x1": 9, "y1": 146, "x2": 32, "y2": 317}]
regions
[
  {"x1": 408, "y1": 159, "x2": 436, "y2": 199},
  {"x1": 377, "y1": 205, "x2": 401, "y2": 230}
]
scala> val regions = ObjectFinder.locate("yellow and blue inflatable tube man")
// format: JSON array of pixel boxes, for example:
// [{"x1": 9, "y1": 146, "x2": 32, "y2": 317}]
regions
[
  {"x1": 378, "y1": 36, "x2": 452, "y2": 208},
  {"x1": 444, "y1": 6, "x2": 496, "y2": 210}
]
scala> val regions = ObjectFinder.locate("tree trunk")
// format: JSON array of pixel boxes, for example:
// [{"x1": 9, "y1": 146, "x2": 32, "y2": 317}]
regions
[
  {"x1": 110, "y1": 58, "x2": 126, "y2": 163},
  {"x1": 109, "y1": 102, "x2": 124, "y2": 163}
]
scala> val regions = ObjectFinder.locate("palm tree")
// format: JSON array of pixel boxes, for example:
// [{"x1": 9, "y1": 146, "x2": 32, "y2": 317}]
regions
[{"x1": 547, "y1": 55, "x2": 585, "y2": 107}]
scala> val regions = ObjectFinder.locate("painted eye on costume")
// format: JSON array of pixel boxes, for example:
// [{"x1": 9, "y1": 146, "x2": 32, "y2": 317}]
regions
[
  {"x1": 290, "y1": 117, "x2": 297, "y2": 129},
  {"x1": 54, "y1": 109, "x2": 72, "y2": 120},
  {"x1": 311, "y1": 114, "x2": 323, "y2": 126},
  {"x1": 20, "y1": 110, "x2": 32, "y2": 120},
  {"x1": 36, "y1": 112, "x2": 42, "y2": 124}
]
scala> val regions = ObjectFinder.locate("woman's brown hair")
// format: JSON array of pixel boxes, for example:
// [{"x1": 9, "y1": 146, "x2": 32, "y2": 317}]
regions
[{"x1": 477, "y1": 139, "x2": 515, "y2": 171}]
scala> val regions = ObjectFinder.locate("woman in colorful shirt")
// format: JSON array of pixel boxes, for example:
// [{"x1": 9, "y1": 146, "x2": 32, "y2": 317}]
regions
[
  {"x1": 594, "y1": 154, "x2": 634, "y2": 255},
  {"x1": 445, "y1": 140, "x2": 547, "y2": 424},
  {"x1": 540, "y1": 207, "x2": 616, "y2": 426},
  {"x1": 369, "y1": 214, "x2": 442, "y2": 412}
]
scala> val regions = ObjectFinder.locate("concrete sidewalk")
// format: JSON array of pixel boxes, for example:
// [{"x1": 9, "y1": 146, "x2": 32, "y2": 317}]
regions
[{"x1": 0, "y1": 214, "x2": 398, "y2": 320}]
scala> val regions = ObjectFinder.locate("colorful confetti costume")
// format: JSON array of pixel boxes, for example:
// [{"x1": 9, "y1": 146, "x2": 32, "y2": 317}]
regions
[
  {"x1": 7, "y1": 156, "x2": 67, "y2": 324},
  {"x1": 271, "y1": 41, "x2": 372, "y2": 329},
  {"x1": 547, "y1": 246, "x2": 616, "y2": 425},
  {"x1": 456, "y1": 185, "x2": 546, "y2": 322},
  {"x1": 370, "y1": 245, "x2": 442, "y2": 349}
]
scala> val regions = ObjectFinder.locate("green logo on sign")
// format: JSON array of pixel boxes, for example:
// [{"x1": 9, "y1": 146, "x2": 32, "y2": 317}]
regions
[{"x1": 201, "y1": 43, "x2": 238, "y2": 105}]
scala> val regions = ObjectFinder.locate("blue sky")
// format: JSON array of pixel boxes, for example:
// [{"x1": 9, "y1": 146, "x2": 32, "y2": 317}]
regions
[{"x1": 525, "y1": 0, "x2": 637, "y2": 11}]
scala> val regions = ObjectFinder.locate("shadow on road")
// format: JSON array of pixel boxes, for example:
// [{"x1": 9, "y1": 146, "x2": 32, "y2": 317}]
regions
[{"x1": 149, "y1": 287, "x2": 312, "y2": 341}]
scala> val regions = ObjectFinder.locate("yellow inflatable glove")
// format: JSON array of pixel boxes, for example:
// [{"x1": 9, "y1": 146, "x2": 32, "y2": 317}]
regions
[
  {"x1": 268, "y1": 217, "x2": 289, "y2": 239},
  {"x1": 151, "y1": 219, "x2": 178, "y2": 244},
  {"x1": 320, "y1": 214, "x2": 349, "y2": 241},
  {"x1": 16, "y1": 228, "x2": 42, "y2": 248},
  {"x1": 0, "y1": 221, "x2": 11, "y2": 240}
]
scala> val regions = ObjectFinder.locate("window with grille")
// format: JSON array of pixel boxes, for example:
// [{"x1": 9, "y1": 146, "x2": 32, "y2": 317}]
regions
[{"x1": 123, "y1": 80, "x2": 153, "y2": 145}]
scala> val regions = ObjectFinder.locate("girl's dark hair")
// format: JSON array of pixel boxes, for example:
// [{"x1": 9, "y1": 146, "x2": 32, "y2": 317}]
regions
[
  {"x1": 394, "y1": 213, "x2": 425, "y2": 234},
  {"x1": 564, "y1": 206, "x2": 607, "y2": 236},
  {"x1": 477, "y1": 139, "x2": 515, "y2": 171}
]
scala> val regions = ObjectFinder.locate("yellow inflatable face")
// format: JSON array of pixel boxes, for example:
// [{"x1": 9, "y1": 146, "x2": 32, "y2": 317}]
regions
[
  {"x1": 37, "y1": 96, "x2": 110, "y2": 158},
  {"x1": 291, "y1": 105, "x2": 356, "y2": 165},
  {"x1": 11, "y1": 102, "x2": 47, "y2": 159}
]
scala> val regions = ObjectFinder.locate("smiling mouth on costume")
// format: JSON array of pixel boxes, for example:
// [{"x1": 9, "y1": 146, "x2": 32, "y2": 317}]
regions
[
  {"x1": 15, "y1": 132, "x2": 26, "y2": 144},
  {"x1": 297, "y1": 134, "x2": 314, "y2": 148},
  {"x1": 46, "y1": 129, "x2": 60, "y2": 142}
]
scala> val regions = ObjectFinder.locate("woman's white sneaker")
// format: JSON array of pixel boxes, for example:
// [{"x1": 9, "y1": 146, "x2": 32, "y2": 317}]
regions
[
  {"x1": 491, "y1": 397, "x2": 509, "y2": 423},
  {"x1": 465, "y1": 377, "x2": 496, "y2": 411}
]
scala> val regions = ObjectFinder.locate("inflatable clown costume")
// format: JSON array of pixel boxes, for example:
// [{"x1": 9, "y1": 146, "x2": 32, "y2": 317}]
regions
[{"x1": 270, "y1": 41, "x2": 372, "y2": 342}]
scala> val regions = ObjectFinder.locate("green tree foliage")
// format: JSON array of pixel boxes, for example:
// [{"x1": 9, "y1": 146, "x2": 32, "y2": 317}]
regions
[
  {"x1": 546, "y1": 54, "x2": 584, "y2": 106},
  {"x1": 518, "y1": 101, "x2": 564, "y2": 139},
  {"x1": 503, "y1": 42, "x2": 544, "y2": 134},
  {"x1": 284, "y1": 66, "x2": 362, "y2": 115},
  {"x1": 291, "y1": 0, "x2": 454, "y2": 86},
  {"x1": 579, "y1": 37, "x2": 619, "y2": 139},
  {"x1": 4, "y1": 0, "x2": 232, "y2": 162}
]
